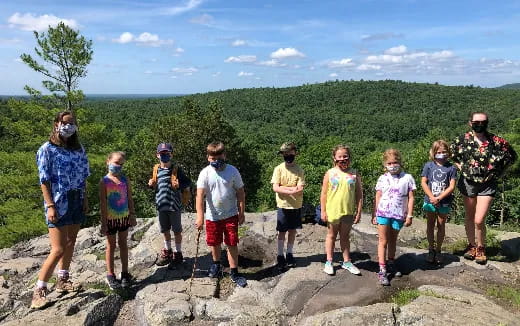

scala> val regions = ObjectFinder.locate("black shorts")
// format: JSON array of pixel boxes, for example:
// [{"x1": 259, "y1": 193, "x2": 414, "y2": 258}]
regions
[
  {"x1": 276, "y1": 208, "x2": 302, "y2": 232},
  {"x1": 106, "y1": 216, "x2": 131, "y2": 235},
  {"x1": 457, "y1": 177, "x2": 497, "y2": 198}
]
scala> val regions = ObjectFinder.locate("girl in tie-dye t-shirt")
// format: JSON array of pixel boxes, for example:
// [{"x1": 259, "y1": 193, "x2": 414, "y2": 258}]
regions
[{"x1": 99, "y1": 151, "x2": 136, "y2": 289}]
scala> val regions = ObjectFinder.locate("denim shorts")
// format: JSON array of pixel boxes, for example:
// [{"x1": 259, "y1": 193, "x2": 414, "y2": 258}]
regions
[
  {"x1": 423, "y1": 202, "x2": 451, "y2": 215},
  {"x1": 376, "y1": 216, "x2": 404, "y2": 231},
  {"x1": 47, "y1": 190, "x2": 86, "y2": 228}
]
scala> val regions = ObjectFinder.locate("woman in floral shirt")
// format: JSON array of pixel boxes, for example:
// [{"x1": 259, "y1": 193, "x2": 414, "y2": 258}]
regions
[
  {"x1": 450, "y1": 112, "x2": 517, "y2": 265},
  {"x1": 31, "y1": 111, "x2": 90, "y2": 310}
]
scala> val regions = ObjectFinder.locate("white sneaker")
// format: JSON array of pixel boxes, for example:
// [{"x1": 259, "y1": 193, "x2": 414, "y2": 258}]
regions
[
  {"x1": 341, "y1": 261, "x2": 361, "y2": 275},
  {"x1": 323, "y1": 261, "x2": 334, "y2": 275}
]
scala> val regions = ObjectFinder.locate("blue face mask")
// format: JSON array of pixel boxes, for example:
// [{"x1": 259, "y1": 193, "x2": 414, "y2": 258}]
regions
[
  {"x1": 108, "y1": 164, "x2": 122, "y2": 174},
  {"x1": 160, "y1": 153, "x2": 171, "y2": 163},
  {"x1": 210, "y1": 159, "x2": 225, "y2": 170}
]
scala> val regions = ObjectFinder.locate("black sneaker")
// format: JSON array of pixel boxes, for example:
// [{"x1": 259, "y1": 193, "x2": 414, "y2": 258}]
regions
[
  {"x1": 286, "y1": 253, "x2": 296, "y2": 268},
  {"x1": 230, "y1": 273, "x2": 248, "y2": 288},
  {"x1": 208, "y1": 263, "x2": 222, "y2": 278},
  {"x1": 106, "y1": 274, "x2": 121, "y2": 290},
  {"x1": 387, "y1": 261, "x2": 402, "y2": 277},
  {"x1": 173, "y1": 251, "x2": 184, "y2": 264},
  {"x1": 276, "y1": 255, "x2": 286, "y2": 270},
  {"x1": 120, "y1": 272, "x2": 133, "y2": 288}
]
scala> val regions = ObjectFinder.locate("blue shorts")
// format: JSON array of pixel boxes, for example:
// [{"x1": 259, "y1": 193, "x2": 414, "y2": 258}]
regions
[
  {"x1": 277, "y1": 208, "x2": 302, "y2": 232},
  {"x1": 376, "y1": 216, "x2": 404, "y2": 231},
  {"x1": 422, "y1": 202, "x2": 450, "y2": 215},
  {"x1": 47, "y1": 190, "x2": 86, "y2": 228}
]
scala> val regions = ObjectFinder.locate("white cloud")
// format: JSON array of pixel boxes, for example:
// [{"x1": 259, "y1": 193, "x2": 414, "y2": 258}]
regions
[
  {"x1": 8, "y1": 13, "x2": 78, "y2": 32},
  {"x1": 164, "y1": 0, "x2": 204, "y2": 15},
  {"x1": 238, "y1": 71, "x2": 254, "y2": 77},
  {"x1": 189, "y1": 14, "x2": 214, "y2": 25},
  {"x1": 366, "y1": 54, "x2": 404, "y2": 64},
  {"x1": 0, "y1": 38, "x2": 22, "y2": 45},
  {"x1": 270, "y1": 47, "x2": 305, "y2": 59},
  {"x1": 361, "y1": 32, "x2": 404, "y2": 41},
  {"x1": 175, "y1": 47, "x2": 185, "y2": 53},
  {"x1": 232, "y1": 39, "x2": 247, "y2": 47},
  {"x1": 327, "y1": 58, "x2": 355, "y2": 68},
  {"x1": 329, "y1": 73, "x2": 338, "y2": 77},
  {"x1": 212, "y1": 72, "x2": 221, "y2": 77},
  {"x1": 385, "y1": 45, "x2": 407, "y2": 55},
  {"x1": 224, "y1": 55, "x2": 257, "y2": 63},
  {"x1": 257, "y1": 59, "x2": 286, "y2": 67},
  {"x1": 113, "y1": 32, "x2": 173, "y2": 47},
  {"x1": 172, "y1": 67, "x2": 198, "y2": 74},
  {"x1": 357, "y1": 64, "x2": 381, "y2": 71},
  {"x1": 144, "y1": 70, "x2": 153, "y2": 74}
]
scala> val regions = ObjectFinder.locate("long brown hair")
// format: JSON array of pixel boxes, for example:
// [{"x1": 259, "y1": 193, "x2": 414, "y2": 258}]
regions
[{"x1": 49, "y1": 111, "x2": 81, "y2": 150}]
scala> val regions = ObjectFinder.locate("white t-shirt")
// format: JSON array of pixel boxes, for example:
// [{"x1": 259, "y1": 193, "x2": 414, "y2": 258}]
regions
[
  {"x1": 196, "y1": 164, "x2": 244, "y2": 221},
  {"x1": 375, "y1": 172, "x2": 416, "y2": 220}
]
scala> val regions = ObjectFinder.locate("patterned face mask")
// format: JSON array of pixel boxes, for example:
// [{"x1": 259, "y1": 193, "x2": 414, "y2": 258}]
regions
[
  {"x1": 108, "y1": 164, "x2": 122, "y2": 174},
  {"x1": 435, "y1": 154, "x2": 447, "y2": 160},
  {"x1": 58, "y1": 123, "x2": 77, "y2": 138},
  {"x1": 386, "y1": 164, "x2": 400, "y2": 173},
  {"x1": 210, "y1": 159, "x2": 225, "y2": 169}
]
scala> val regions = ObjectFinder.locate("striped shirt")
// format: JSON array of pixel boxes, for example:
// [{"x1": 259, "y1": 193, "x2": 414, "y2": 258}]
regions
[{"x1": 155, "y1": 166, "x2": 191, "y2": 212}]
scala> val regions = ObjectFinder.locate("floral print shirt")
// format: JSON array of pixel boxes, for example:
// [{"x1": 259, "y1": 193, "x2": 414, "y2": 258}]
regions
[
  {"x1": 450, "y1": 131, "x2": 517, "y2": 183},
  {"x1": 36, "y1": 142, "x2": 90, "y2": 217}
]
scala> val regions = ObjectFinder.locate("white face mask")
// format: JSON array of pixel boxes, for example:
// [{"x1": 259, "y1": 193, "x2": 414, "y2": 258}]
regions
[
  {"x1": 58, "y1": 123, "x2": 77, "y2": 138},
  {"x1": 386, "y1": 164, "x2": 400, "y2": 173},
  {"x1": 435, "y1": 153, "x2": 447, "y2": 160}
]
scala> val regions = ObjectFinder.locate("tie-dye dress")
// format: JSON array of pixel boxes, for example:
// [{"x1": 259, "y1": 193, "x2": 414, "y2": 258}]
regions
[{"x1": 102, "y1": 175, "x2": 130, "y2": 231}]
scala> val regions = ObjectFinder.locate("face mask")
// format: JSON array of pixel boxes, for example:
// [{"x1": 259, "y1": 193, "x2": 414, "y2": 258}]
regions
[
  {"x1": 108, "y1": 164, "x2": 122, "y2": 174},
  {"x1": 58, "y1": 123, "x2": 76, "y2": 138},
  {"x1": 435, "y1": 154, "x2": 447, "y2": 160},
  {"x1": 335, "y1": 159, "x2": 349, "y2": 168},
  {"x1": 471, "y1": 122, "x2": 488, "y2": 134},
  {"x1": 210, "y1": 159, "x2": 225, "y2": 170},
  {"x1": 159, "y1": 153, "x2": 171, "y2": 163},
  {"x1": 283, "y1": 154, "x2": 295, "y2": 164},
  {"x1": 386, "y1": 164, "x2": 400, "y2": 173}
]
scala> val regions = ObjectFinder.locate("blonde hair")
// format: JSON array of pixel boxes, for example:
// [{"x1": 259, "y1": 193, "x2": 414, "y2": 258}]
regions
[
  {"x1": 383, "y1": 148, "x2": 402, "y2": 165},
  {"x1": 429, "y1": 140, "x2": 450, "y2": 160},
  {"x1": 207, "y1": 141, "x2": 225, "y2": 156},
  {"x1": 332, "y1": 144, "x2": 352, "y2": 163},
  {"x1": 107, "y1": 151, "x2": 126, "y2": 161}
]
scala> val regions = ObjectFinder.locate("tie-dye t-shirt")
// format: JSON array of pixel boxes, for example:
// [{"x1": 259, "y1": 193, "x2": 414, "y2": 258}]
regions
[
  {"x1": 102, "y1": 175, "x2": 129, "y2": 220},
  {"x1": 36, "y1": 142, "x2": 90, "y2": 217},
  {"x1": 325, "y1": 167, "x2": 358, "y2": 223},
  {"x1": 196, "y1": 164, "x2": 244, "y2": 221},
  {"x1": 375, "y1": 172, "x2": 416, "y2": 220}
]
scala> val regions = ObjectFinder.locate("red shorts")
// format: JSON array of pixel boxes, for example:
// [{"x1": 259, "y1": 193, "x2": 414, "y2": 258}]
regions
[{"x1": 205, "y1": 215, "x2": 239, "y2": 247}]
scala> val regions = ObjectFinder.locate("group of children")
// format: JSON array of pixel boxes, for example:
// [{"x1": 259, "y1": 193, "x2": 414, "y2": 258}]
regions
[{"x1": 99, "y1": 139, "x2": 457, "y2": 289}]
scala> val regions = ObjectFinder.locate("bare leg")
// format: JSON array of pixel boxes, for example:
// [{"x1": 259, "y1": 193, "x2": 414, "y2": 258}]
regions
[
  {"x1": 377, "y1": 224, "x2": 389, "y2": 265},
  {"x1": 474, "y1": 196, "x2": 494, "y2": 247},
  {"x1": 287, "y1": 230, "x2": 297, "y2": 249},
  {"x1": 227, "y1": 246, "x2": 239, "y2": 269},
  {"x1": 210, "y1": 245, "x2": 222, "y2": 262},
  {"x1": 339, "y1": 221, "x2": 353, "y2": 262},
  {"x1": 387, "y1": 228, "x2": 400, "y2": 260},
  {"x1": 463, "y1": 196, "x2": 477, "y2": 246},
  {"x1": 58, "y1": 224, "x2": 81, "y2": 270},
  {"x1": 38, "y1": 227, "x2": 66, "y2": 282},
  {"x1": 326, "y1": 223, "x2": 340, "y2": 262},
  {"x1": 118, "y1": 230, "x2": 129, "y2": 273},
  {"x1": 173, "y1": 232, "x2": 182, "y2": 249},
  {"x1": 426, "y1": 212, "x2": 437, "y2": 249},
  {"x1": 105, "y1": 234, "x2": 117, "y2": 275},
  {"x1": 436, "y1": 214, "x2": 448, "y2": 252}
]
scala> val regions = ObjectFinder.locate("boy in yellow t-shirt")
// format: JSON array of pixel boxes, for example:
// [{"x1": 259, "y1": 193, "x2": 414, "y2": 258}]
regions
[{"x1": 271, "y1": 142, "x2": 305, "y2": 270}]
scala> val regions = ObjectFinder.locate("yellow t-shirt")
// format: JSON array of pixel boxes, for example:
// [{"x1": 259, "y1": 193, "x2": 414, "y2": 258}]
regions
[
  {"x1": 325, "y1": 167, "x2": 358, "y2": 223},
  {"x1": 270, "y1": 162, "x2": 305, "y2": 209}
]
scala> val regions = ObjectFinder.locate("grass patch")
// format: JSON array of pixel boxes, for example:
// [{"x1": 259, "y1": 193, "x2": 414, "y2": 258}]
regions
[
  {"x1": 437, "y1": 230, "x2": 510, "y2": 262},
  {"x1": 238, "y1": 225, "x2": 249, "y2": 238},
  {"x1": 486, "y1": 285, "x2": 520, "y2": 309},
  {"x1": 92, "y1": 249, "x2": 106, "y2": 261},
  {"x1": 390, "y1": 288, "x2": 421, "y2": 306},
  {"x1": 132, "y1": 229, "x2": 147, "y2": 242}
]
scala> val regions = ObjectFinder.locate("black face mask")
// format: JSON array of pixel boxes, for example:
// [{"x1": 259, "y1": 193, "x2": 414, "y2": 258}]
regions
[
  {"x1": 283, "y1": 154, "x2": 295, "y2": 164},
  {"x1": 471, "y1": 121, "x2": 488, "y2": 134}
]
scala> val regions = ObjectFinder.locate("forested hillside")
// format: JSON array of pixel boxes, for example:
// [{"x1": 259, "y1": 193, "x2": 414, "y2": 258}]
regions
[{"x1": 1, "y1": 80, "x2": 519, "y2": 248}]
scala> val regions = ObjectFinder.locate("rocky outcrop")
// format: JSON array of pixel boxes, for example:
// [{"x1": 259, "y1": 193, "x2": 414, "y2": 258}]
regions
[{"x1": 0, "y1": 212, "x2": 519, "y2": 325}]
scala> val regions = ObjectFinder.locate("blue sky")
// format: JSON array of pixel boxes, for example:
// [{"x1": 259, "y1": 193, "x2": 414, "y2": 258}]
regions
[{"x1": 1, "y1": 0, "x2": 520, "y2": 94}]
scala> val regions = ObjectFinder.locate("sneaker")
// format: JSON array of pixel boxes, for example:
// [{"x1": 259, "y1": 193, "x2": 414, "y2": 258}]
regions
[
  {"x1": 106, "y1": 274, "x2": 121, "y2": 290},
  {"x1": 173, "y1": 251, "x2": 184, "y2": 264},
  {"x1": 157, "y1": 248, "x2": 173, "y2": 266},
  {"x1": 475, "y1": 246, "x2": 487, "y2": 265},
  {"x1": 230, "y1": 273, "x2": 248, "y2": 288},
  {"x1": 120, "y1": 272, "x2": 133, "y2": 288},
  {"x1": 55, "y1": 275, "x2": 81, "y2": 293},
  {"x1": 323, "y1": 261, "x2": 334, "y2": 275},
  {"x1": 387, "y1": 261, "x2": 402, "y2": 277},
  {"x1": 434, "y1": 251, "x2": 443, "y2": 265},
  {"x1": 341, "y1": 261, "x2": 361, "y2": 275},
  {"x1": 208, "y1": 263, "x2": 222, "y2": 278},
  {"x1": 377, "y1": 271, "x2": 390, "y2": 286},
  {"x1": 286, "y1": 253, "x2": 296, "y2": 268},
  {"x1": 426, "y1": 248, "x2": 436, "y2": 264},
  {"x1": 277, "y1": 255, "x2": 286, "y2": 270},
  {"x1": 463, "y1": 244, "x2": 476, "y2": 260},
  {"x1": 30, "y1": 287, "x2": 49, "y2": 309}
]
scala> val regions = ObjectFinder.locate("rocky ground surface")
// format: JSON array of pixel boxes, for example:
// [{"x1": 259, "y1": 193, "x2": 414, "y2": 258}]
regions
[{"x1": 1, "y1": 212, "x2": 519, "y2": 326}]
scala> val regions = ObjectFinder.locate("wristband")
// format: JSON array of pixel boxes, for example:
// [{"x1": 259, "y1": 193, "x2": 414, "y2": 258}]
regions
[
  {"x1": 407, "y1": 215, "x2": 413, "y2": 219},
  {"x1": 45, "y1": 203, "x2": 55, "y2": 208}
]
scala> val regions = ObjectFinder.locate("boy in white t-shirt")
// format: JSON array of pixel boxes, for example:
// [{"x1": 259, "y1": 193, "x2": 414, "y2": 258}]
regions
[{"x1": 195, "y1": 141, "x2": 247, "y2": 287}]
